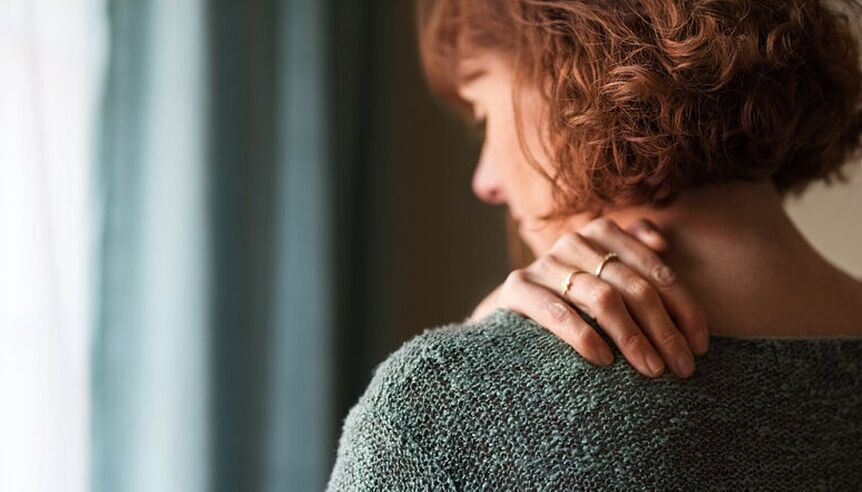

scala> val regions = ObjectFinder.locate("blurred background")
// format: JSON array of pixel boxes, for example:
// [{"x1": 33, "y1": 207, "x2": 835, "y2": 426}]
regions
[{"x1": 1, "y1": 1, "x2": 860, "y2": 491}]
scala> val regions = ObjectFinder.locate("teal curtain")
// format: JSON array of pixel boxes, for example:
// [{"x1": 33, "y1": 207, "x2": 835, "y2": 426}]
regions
[
  {"x1": 92, "y1": 0, "x2": 393, "y2": 490},
  {"x1": 93, "y1": 0, "x2": 210, "y2": 490}
]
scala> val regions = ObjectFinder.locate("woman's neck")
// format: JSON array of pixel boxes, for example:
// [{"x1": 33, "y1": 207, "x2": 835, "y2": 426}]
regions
[{"x1": 574, "y1": 181, "x2": 862, "y2": 337}]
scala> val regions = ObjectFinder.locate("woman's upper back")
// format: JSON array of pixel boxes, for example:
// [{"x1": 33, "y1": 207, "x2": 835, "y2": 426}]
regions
[{"x1": 328, "y1": 308, "x2": 862, "y2": 490}]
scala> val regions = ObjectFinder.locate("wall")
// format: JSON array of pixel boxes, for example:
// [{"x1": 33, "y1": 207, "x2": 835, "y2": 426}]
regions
[{"x1": 787, "y1": 167, "x2": 862, "y2": 278}]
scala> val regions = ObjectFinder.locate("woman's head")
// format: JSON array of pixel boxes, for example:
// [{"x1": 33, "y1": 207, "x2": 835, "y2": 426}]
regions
[{"x1": 417, "y1": 0, "x2": 862, "y2": 253}]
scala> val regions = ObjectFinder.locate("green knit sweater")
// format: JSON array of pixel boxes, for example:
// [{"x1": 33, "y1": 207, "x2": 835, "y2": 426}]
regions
[{"x1": 327, "y1": 308, "x2": 862, "y2": 490}]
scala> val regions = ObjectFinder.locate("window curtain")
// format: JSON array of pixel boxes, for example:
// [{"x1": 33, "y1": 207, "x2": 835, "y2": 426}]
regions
[
  {"x1": 92, "y1": 0, "x2": 392, "y2": 490},
  {"x1": 0, "y1": 1, "x2": 104, "y2": 490},
  {"x1": 92, "y1": 0, "x2": 210, "y2": 490}
]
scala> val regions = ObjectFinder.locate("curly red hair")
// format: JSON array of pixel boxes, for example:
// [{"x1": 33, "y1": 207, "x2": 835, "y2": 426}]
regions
[{"x1": 417, "y1": 0, "x2": 862, "y2": 213}]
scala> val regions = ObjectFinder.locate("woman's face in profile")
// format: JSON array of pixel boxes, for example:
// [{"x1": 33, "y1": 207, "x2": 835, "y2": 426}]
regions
[{"x1": 456, "y1": 51, "x2": 573, "y2": 255}]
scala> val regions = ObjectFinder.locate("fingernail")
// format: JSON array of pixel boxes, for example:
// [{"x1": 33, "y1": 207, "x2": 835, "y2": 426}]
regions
[
  {"x1": 634, "y1": 226, "x2": 655, "y2": 241},
  {"x1": 645, "y1": 352, "x2": 665, "y2": 376},
  {"x1": 599, "y1": 347, "x2": 615, "y2": 366},
  {"x1": 676, "y1": 354, "x2": 695, "y2": 377}
]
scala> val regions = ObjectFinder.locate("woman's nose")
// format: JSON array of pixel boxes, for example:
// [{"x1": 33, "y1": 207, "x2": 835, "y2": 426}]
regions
[{"x1": 471, "y1": 158, "x2": 507, "y2": 205}]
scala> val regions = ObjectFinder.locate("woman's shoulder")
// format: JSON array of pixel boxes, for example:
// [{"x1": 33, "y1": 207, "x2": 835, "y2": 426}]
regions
[
  {"x1": 353, "y1": 308, "x2": 641, "y2": 427},
  {"x1": 331, "y1": 309, "x2": 582, "y2": 489},
  {"x1": 364, "y1": 308, "x2": 862, "y2": 415},
  {"x1": 330, "y1": 309, "x2": 626, "y2": 488},
  {"x1": 331, "y1": 310, "x2": 689, "y2": 488},
  {"x1": 370, "y1": 308, "x2": 615, "y2": 393},
  {"x1": 331, "y1": 309, "x2": 862, "y2": 489}
]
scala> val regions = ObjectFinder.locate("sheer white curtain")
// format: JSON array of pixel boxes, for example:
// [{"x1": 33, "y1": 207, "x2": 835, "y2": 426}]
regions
[{"x1": 0, "y1": 1, "x2": 105, "y2": 491}]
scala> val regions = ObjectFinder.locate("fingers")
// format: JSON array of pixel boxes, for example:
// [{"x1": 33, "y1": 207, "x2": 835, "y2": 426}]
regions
[
  {"x1": 586, "y1": 259, "x2": 695, "y2": 378},
  {"x1": 529, "y1": 256, "x2": 667, "y2": 378},
  {"x1": 489, "y1": 217, "x2": 707, "y2": 380},
  {"x1": 499, "y1": 270, "x2": 616, "y2": 368},
  {"x1": 579, "y1": 218, "x2": 710, "y2": 357},
  {"x1": 625, "y1": 218, "x2": 669, "y2": 252}
]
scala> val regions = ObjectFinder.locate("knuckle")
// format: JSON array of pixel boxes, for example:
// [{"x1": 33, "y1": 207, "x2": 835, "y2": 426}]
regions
[
  {"x1": 555, "y1": 232, "x2": 582, "y2": 252},
  {"x1": 658, "y1": 328, "x2": 684, "y2": 348},
  {"x1": 589, "y1": 282, "x2": 618, "y2": 311},
  {"x1": 650, "y1": 263, "x2": 678, "y2": 287},
  {"x1": 626, "y1": 278, "x2": 657, "y2": 303},
  {"x1": 503, "y1": 269, "x2": 527, "y2": 291},
  {"x1": 619, "y1": 331, "x2": 643, "y2": 351}
]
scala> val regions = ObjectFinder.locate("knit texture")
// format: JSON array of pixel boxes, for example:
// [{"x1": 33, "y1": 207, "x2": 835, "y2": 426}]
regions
[{"x1": 327, "y1": 308, "x2": 862, "y2": 490}]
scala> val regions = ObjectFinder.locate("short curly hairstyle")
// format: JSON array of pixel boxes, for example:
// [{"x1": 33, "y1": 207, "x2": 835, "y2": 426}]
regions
[{"x1": 417, "y1": 0, "x2": 862, "y2": 213}]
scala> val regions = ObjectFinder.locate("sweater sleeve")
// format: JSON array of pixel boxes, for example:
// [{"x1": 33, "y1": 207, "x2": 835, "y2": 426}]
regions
[{"x1": 326, "y1": 336, "x2": 458, "y2": 491}]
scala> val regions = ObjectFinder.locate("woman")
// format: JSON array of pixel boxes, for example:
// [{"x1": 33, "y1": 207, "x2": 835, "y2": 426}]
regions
[{"x1": 329, "y1": 0, "x2": 862, "y2": 489}]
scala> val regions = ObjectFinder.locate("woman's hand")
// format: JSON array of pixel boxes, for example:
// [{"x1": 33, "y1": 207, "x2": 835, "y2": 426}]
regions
[{"x1": 469, "y1": 217, "x2": 709, "y2": 379}]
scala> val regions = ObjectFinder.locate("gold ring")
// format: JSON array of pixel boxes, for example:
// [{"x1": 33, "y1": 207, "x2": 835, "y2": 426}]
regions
[
  {"x1": 561, "y1": 269, "x2": 586, "y2": 297},
  {"x1": 594, "y1": 252, "x2": 619, "y2": 278}
]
